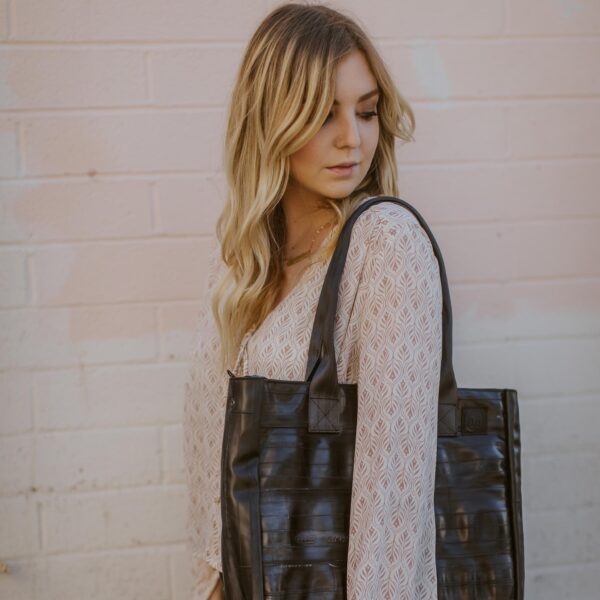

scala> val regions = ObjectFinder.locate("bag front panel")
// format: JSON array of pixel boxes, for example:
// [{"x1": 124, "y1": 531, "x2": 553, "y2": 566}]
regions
[{"x1": 221, "y1": 375, "x2": 358, "y2": 599}]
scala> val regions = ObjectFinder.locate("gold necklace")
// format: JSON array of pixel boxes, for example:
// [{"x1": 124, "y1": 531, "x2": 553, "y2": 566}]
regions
[{"x1": 283, "y1": 219, "x2": 335, "y2": 266}]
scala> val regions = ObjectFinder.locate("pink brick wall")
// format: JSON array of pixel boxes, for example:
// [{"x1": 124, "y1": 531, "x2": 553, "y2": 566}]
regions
[{"x1": 1, "y1": 1, "x2": 599, "y2": 598}]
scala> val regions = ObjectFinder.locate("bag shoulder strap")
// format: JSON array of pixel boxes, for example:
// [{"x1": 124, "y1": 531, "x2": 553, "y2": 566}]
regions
[{"x1": 304, "y1": 196, "x2": 458, "y2": 434}]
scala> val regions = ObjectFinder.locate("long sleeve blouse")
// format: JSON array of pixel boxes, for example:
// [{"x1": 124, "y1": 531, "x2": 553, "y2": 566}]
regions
[{"x1": 183, "y1": 197, "x2": 443, "y2": 599}]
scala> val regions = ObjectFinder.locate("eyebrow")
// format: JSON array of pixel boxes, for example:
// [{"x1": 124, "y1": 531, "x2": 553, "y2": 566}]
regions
[{"x1": 333, "y1": 88, "x2": 380, "y2": 105}]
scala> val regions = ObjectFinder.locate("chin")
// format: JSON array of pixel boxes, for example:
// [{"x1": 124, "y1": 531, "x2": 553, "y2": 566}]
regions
[
  {"x1": 322, "y1": 179, "x2": 359, "y2": 194},
  {"x1": 329, "y1": 186, "x2": 359, "y2": 199},
  {"x1": 328, "y1": 190, "x2": 354, "y2": 200}
]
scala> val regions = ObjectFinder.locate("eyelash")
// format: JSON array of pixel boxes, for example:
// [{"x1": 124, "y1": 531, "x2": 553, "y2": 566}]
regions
[{"x1": 323, "y1": 111, "x2": 379, "y2": 124}]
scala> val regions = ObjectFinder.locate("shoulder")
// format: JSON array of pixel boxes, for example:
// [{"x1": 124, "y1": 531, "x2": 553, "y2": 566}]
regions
[
  {"x1": 351, "y1": 196, "x2": 436, "y2": 264},
  {"x1": 350, "y1": 199, "x2": 442, "y2": 322}
]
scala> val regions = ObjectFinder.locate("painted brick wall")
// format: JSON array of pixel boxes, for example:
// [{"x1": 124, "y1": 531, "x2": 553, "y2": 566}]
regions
[{"x1": 1, "y1": 1, "x2": 599, "y2": 599}]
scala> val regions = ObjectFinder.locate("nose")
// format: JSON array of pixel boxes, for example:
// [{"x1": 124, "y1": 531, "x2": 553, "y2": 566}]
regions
[{"x1": 335, "y1": 112, "x2": 361, "y2": 148}]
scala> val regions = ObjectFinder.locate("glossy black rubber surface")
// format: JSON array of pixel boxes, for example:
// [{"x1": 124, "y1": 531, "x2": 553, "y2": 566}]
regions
[
  {"x1": 221, "y1": 377, "x2": 357, "y2": 599},
  {"x1": 435, "y1": 388, "x2": 524, "y2": 599}
]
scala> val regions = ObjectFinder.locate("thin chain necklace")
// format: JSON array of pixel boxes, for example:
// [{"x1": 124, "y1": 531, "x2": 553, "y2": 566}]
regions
[{"x1": 283, "y1": 217, "x2": 335, "y2": 266}]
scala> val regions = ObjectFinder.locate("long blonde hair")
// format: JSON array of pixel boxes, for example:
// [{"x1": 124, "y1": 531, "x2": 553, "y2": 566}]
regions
[{"x1": 212, "y1": 2, "x2": 416, "y2": 371}]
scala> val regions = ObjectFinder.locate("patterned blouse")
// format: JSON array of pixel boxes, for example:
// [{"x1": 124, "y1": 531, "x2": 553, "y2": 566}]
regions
[{"x1": 183, "y1": 197, "x2": 443, "y2": 599}]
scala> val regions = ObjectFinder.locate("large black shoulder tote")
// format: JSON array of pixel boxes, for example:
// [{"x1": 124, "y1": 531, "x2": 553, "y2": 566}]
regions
[{"x1": 220, "y1": 196, "x2": 525, "y2": 599}]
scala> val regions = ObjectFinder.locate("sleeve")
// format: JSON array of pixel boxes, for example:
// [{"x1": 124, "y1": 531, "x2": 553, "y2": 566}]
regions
[
  {"x1": 346, "y1": 214, "x2": 443, "y2": 600},
  {"x1": 191, "y1": 558, "x2": 222, "y2": 600},
  {"x1": 183, "y1": 238, "x2": 227, "y2": 598},
  {"x1": 188, "y1": 238, "x2": 225, "y2": 358}
]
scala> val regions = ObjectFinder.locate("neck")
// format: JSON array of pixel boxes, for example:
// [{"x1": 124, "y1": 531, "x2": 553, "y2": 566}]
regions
[{"x1": 279, "y1": 187, "x2": 334, "y2": 252}]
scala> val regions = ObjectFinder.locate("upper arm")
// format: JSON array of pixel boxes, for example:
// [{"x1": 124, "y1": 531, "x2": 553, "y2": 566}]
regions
[
  {"x1": 357, "y1": 203, "x2": 442, "y2": 343},
  {"x1": 346, "y1": 203, "x2": 442, "y2": 597}
]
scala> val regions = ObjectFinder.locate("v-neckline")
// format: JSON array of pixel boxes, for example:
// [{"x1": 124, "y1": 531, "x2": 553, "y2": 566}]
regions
[
  {"x1": 233, "y1": 254, "x2": 329, "y2": 376},
  {"x1": 261, "y1": 226, "x2": 335, "y2": 327},
  {"x1": 241, "y1": 225, "x2": 336, "y2": 342},
  {"x1": 244, "y1": 194, "x2": 376, "y2": 342},
  {"x1": 232, "y1": 194, "x2": 378, "y2": 374}
]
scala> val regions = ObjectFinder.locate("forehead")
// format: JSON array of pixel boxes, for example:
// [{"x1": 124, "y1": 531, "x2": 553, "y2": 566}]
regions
[{"x1": 332, "y1": 50, "x2": 378, "y2": 102}]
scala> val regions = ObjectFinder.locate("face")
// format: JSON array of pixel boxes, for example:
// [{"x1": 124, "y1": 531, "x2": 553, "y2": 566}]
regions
[{"x1": 286, "y1": 49, "x2": 380, "y2": 206}]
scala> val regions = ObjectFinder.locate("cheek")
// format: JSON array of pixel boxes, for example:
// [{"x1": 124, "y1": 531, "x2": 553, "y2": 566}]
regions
[
  {"x1": 364, "y1": 122, "x2": 380, "y2": 151},
  {"x1": 362, "y1": 127, "x2": 379, "y2": 167},
  {"x1": 291, "y1": 137, "x2": 327, "y2": 171}
]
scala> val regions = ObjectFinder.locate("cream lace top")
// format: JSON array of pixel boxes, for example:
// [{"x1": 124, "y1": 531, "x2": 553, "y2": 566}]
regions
[{"x1": 183, "y1": 198, "x2": 443, "y2": 600}]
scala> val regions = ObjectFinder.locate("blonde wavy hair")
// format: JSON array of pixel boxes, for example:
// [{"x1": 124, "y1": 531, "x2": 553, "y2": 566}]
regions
[{"x1": 212, "y1": 1, "x2": 416, "y2": 372}]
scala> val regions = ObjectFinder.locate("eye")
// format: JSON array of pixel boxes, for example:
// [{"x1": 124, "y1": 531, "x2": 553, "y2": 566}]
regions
[
  {"x1": 361, "y1": 111, "x2": 378, "y2": 121},
  {"x1": 322, "y1": 110, "x2": 379, "y2": 125}
]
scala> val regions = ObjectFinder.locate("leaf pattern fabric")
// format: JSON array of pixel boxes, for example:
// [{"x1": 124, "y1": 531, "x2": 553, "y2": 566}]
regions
[{"x1": 183, "y1": 198, "x2": 442, "y2": 599}]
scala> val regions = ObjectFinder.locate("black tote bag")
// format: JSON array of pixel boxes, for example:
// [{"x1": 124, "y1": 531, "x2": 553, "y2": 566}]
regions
[{"x1": 220, "y1": 196, "x2": 525, "y2": 599}]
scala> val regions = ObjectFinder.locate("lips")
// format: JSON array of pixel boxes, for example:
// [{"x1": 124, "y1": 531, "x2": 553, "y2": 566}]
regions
[
  {"x1": 329, "y1": 162, "x2": 358, "y2": 168},
  {"x1": 327, "y1": 163, "x2": 358, "y2": 177}
]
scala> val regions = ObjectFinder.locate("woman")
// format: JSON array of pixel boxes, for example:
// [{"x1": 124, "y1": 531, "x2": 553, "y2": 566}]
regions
[{"x1": 183, "y1": 3, "x2": 442, "y2": 599}]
